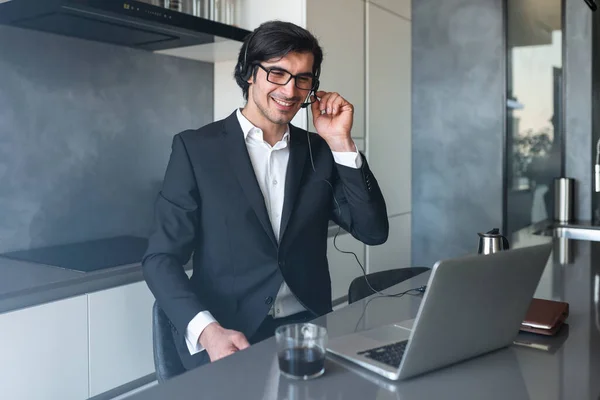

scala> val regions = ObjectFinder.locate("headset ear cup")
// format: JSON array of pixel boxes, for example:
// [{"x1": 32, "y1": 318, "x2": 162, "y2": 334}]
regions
[{"x1": 243, "y1": 64, "x2": 255, "y2": 81}]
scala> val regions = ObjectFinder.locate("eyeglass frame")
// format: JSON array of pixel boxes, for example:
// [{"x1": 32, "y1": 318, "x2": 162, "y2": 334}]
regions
[{"x1": 253, "y1": 63, "x2": 319, "y2": 91}]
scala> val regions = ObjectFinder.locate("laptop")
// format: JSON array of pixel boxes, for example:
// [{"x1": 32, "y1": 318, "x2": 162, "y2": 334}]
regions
[{"x1": 326, "y1": 243, "x2": 553, "y2": 381}]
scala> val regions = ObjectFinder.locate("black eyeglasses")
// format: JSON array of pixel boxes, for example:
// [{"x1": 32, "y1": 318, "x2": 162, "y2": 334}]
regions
[{"x1": 254, "y1": 64, "x2": 316, "y2": 90}]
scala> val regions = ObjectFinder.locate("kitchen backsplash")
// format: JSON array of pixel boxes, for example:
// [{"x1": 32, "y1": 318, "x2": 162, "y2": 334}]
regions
[{"x1": 0, "y1": 25, "x2": 214, "y2": 253}]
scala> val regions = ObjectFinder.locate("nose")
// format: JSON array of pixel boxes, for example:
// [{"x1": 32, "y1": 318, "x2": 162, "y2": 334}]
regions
[{"x1": 280, "y1": 78, "x2": 299, "y2": 99}]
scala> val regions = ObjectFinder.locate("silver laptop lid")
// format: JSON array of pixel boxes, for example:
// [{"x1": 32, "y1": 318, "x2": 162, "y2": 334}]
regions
[{"x1": 398, "y1": 243, "x2": 552, "y2": 380}]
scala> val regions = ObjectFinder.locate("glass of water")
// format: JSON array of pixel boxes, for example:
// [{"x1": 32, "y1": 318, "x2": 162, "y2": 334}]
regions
[{"x1": 275, "y1": 323, "x2": 328, "y2": 380}]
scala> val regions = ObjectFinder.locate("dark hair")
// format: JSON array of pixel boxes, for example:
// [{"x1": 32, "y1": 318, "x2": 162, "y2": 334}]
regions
[{"x1": 234, "y1": 20, "x2": 323, "y2": 100}]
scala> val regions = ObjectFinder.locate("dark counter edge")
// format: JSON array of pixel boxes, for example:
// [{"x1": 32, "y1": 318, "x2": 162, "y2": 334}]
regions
[{"x1": 0, "y1": 227, "x2": 349, "y2": 315}]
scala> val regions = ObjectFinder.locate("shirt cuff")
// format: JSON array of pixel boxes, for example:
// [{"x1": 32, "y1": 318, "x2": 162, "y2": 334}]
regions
[
  {"x1": 331, "y1": 141, "x2": 363, "y2": 169},
  {"x1": 185, "y1": 311, "x2": 217, "y2": 355}
]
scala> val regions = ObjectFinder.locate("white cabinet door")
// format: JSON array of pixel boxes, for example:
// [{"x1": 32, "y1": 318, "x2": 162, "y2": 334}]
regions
[
  {"x1": 327, "y1": 232, "x2": 366, "y2": 301},
  {"x1": 306, "y1": 0, "x2": 365, "y2": 139},
  {"x1": 368, "y1": 0, "x2": 411, "y2": 20},
  {"x1": 88, "y1": 280, "x2": 156, "y2": 396},
  {"x1": 0, "y1": 296, "x2": 89, "y2": 400},
  {"x1": 214, "y1": 60, "x2": 244, "y2": 121},
  {"x1": 237, "y1": 0, "x2": 306, "y2": 30},
  {"x1": 367, "y1": 214, "x2": 411, "y2": 274},
  {"x1": 367, "y1": 4, "x2": 411, "y2": 216}
]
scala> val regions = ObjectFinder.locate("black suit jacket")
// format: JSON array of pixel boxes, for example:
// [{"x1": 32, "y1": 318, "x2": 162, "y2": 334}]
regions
[{"x1": 142, "y1": 111, "x2": 388, "y2": 369}]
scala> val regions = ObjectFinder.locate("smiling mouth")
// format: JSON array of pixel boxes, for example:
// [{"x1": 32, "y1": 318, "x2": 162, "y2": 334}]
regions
[{"x1": 271, "y1": 97, "x2": 296, "y2": 108}]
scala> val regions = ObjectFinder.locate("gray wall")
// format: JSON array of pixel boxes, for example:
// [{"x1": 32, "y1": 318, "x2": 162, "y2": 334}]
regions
[
  {"x1": 0, "y1": 26, "x2": 213, "y2": 253},
  {"x1": 412, "y1": 0, "x2": 505, "y2": 266},
  {"x1": 564, "y1": 0, "x2": 593, "y2": 222}
]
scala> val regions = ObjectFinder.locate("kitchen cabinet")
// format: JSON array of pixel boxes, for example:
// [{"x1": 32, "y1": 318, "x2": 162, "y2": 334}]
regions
[
  {"x1": 367, "y1": 213, "x2": 412, "y2": 274},
  {"x1": 0, "y1": 296, "x2": 89, "y2": 400},
  {"x1": 88, "y1": 280, "x2": 156, "y2": 397},
  {"x1": 155, "y1": 40, "x2": 247, "y2": 63},
  {"x1": 354, "y1": 138, "x2": 366, "y2": 153},
  {"x1": 368, "y1": 0, "x2": 411, "y2": 20},
  {"x1": 366, "y1": 3, "x2": 412, "y2": 272},
  {"x1": 214, "y1": 59, "x2": 244, "y2": 121},
  {"x1": 366, "y1": 3, "x2": 411, "y2": 217},
  {"x1": 327, "y1": 232, "x2": 366, "y2": 302},
  {"x1": 236, "y1": 0, "x2": 305, "y2": 31},
  {"x1": 306, "y1": 0, "x2": 366, "y2": 139}
]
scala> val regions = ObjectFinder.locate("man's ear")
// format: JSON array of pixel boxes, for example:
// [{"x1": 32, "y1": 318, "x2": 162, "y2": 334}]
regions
[
  {"x1": 246, "y1": 82, "x2": 253, "y2": 99},
  {"x1": 246, "y1": 66, "x2": 255, "y2": 85}
]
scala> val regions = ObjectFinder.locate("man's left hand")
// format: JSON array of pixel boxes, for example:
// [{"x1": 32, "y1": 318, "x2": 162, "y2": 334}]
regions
[{"x1": 310, "y1": 91, "x2": 356, "y2": 152}]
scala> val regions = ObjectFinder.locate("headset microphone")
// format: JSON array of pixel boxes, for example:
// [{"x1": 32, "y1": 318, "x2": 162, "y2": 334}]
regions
[
  {"x1": 300, "y1": 72, "x2": 320, "y2": 108},
  {"x1": 300, "y1": 93, "x2": 314, "y2": 109}
]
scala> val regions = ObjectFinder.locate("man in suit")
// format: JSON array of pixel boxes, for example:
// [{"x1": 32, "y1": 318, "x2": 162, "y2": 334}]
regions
[{"x1": 142, "y1": 20, "x2": 389, "y2": 372}]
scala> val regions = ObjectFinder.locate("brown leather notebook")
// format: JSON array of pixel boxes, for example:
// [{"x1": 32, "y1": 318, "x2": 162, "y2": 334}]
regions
[{"x1": 520, "y1": 298, "x2": 569, "y2": 336}]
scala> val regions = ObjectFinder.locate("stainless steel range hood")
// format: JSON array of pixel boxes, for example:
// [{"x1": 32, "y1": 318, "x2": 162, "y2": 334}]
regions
[{"x1": 0, "y1": 0, "x2": 250, "y2": 52}]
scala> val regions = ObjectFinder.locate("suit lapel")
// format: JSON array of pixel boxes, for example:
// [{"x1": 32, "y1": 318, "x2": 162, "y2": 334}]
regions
[
  {"x1": 279, "y1": 125, "x2": 308, "y2": 243},
  {"x1": 224, "y1": 112, "x2": 278, "y2": 247}
]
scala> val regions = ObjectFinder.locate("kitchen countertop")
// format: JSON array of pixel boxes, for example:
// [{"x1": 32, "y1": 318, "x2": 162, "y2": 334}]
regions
[
  {"x1": 0, "y1": 226, "x2": 346, "y2": 316},
  {"x1": 0, "y1": 257, "x2": 83, "y2": 297},
  {"x1": 0, "y1": 255, "x2": 157, "y2": 315},
  {"x1": 0, "y1": 235, "x2": 169, "y2": 315},
  {"x1": 125, "y1": 219, "x2": 600, "y2": 400}
]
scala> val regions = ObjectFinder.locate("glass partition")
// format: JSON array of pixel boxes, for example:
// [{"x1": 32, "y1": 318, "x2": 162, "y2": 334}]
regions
[{"x1": 506, "y1": 0, "x2": 564, "y2": 233}]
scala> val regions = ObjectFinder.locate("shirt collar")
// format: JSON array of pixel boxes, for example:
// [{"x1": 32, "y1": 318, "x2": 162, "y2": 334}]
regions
[{"x1": 236, "y1": 108, "x2": 290, "y2": 142}]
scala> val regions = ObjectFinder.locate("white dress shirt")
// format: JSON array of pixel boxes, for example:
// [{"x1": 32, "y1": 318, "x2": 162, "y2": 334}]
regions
[{"x1": 185, "y1": 109, "x2": 362, "y2": 355}]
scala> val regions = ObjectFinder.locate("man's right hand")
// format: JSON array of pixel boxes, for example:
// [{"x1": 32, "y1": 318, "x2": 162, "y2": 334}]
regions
[{"x1": 199, "y1": 322, "x2": 250, "y2": 362}]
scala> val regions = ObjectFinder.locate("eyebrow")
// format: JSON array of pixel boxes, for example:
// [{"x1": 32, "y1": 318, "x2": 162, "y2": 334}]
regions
[{"x1": 264, "y1": 64, "x2": 314, "y2": 76}]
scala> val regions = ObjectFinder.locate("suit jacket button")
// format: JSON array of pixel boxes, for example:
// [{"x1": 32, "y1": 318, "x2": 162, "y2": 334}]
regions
[{"x1": 265, "y1": 296, "x2": 273, "y2": 305}]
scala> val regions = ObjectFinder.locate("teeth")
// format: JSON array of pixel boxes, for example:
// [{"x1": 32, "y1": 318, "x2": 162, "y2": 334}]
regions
[{"x1": 273, "y1": 98, "x2": 293, "y2": 107}]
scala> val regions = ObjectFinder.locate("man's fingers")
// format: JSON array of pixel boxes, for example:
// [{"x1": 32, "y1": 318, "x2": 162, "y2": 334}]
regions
[
  {"x1": 326, "y1": 93, "x2": 341, "y2": 115},
  {"x1": 317, "y1": 93, "x2": 332, "y2": 111},
  {"x1": 208, "y1": 348, "x2": 234, "y2": 362},
  {"x1": 313, "y1": 91, "x2": 345, "y2": 115},
  {"x1": 204, "y1": 327, "x2": 248, "y2": 362},
  {"x1": 231, "y1": 332, "x2": 250, "y2": 350},
  {"x1": 310, "y1": 95, "x2": 321, "y2": 119},
  {"x1": 214, "y1": 349, "x2": 236, "y2": 362}
]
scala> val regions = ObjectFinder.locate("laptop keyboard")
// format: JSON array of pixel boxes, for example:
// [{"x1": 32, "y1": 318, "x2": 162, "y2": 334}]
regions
[{"x1": 357, "y1": 340, "x2": 409, "y2": 368}]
